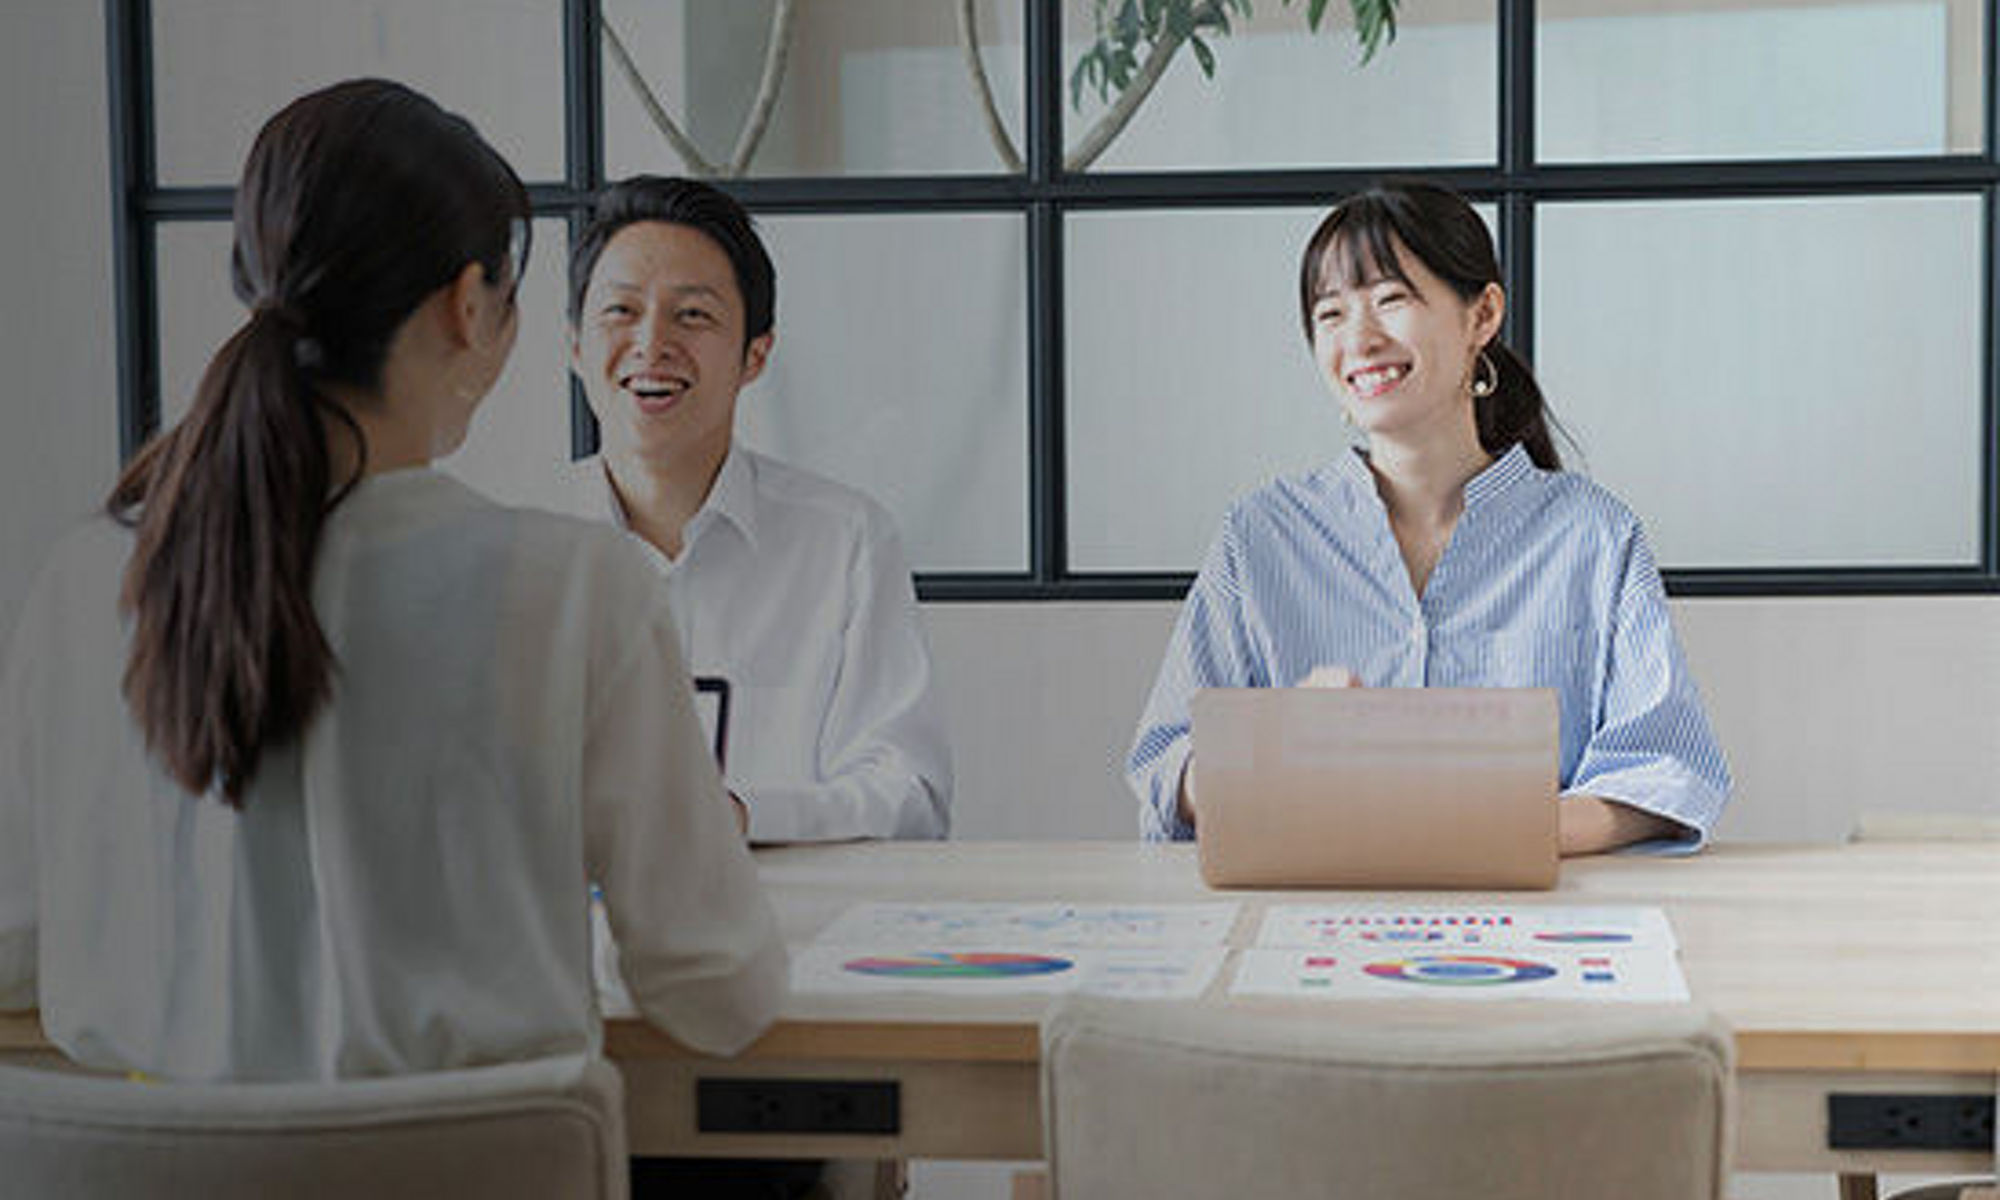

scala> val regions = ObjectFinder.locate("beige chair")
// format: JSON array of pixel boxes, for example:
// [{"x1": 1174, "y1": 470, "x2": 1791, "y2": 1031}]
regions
[
  {"x1": 1040, "y1": 995, "x2": 1733, "y2": 1200},
  {"x1": 0, "y1": 1052, "x2": 627, "y2": 1199}
]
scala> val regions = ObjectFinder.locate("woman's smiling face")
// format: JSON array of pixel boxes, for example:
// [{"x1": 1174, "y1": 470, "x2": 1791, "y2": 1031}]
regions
[{"x1": 1307, "y1": 234, "x2": 1502, "y2": 447}]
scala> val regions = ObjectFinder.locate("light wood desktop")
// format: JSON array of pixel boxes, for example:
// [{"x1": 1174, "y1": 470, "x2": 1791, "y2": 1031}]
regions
[{"x1": 3, "y1": 840, "x2": 1995, "y2": 1176}]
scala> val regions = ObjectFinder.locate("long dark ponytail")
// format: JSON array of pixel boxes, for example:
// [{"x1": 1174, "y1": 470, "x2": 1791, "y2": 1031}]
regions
[
  {"x1": 107, "y1": 79, "x2": 530, "y2": 805},
  {"x1": 1298, "y1": 180, "x2": 1563, "y2": 470}
]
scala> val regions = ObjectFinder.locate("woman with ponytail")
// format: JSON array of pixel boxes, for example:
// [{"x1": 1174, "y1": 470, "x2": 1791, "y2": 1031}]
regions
[
  {"x1": 0, "y1": 79, "x2": 783, "y2": 1079},
  {"x1": 1129, "y1": 181, "x2": 1729, "y2": 856}
]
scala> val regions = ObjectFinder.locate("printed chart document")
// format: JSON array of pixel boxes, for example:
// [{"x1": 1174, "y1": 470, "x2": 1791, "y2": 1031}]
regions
[
  {"x1": 791, "y1": 944, "x2": 1230, "y2": 999},
  {"x1": 1256, "y1": 903, "x2": 1677, "y2": 950},
  {"x1": 816, "y1": 901, "x2": 1239, "y2": 948},
  {"x1": 792, "y1": 901, "x2": 1239, "y2": 1000},
  {"x1": 1234, "y1": 903, "x2": 1689, "y2": 1002}
]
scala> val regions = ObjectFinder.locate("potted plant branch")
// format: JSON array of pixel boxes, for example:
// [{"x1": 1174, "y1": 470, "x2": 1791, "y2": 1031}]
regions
[{"x1": 605, "y1": 0, "x2": 1402, "y2": 177}]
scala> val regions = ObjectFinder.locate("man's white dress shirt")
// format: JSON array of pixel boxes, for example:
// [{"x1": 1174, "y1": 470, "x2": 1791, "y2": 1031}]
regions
[{"x1": 565, "y1": 448, "x2": 950, "y2": 842}]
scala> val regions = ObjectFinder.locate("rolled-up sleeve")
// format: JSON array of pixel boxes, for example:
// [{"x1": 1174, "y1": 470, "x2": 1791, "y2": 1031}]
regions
[
  {"x1": 1127, "y1": 511, "x2": 1266, "y2": 842},
  {"x1": 583, "y1": 591, "x2": 786, "y2": 1056},
  {"x1": 1566, "y1": 526, "x2": 1731, "y2": 853}
]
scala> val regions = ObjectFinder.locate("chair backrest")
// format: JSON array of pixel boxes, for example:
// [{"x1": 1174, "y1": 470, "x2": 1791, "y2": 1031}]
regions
[
  {"x1": 0, "y1": 1053, "x2": 627, "y2": 1200},
  {"x1": 1042, "y1": 996, "x2": 1732, "y2": 1200}
]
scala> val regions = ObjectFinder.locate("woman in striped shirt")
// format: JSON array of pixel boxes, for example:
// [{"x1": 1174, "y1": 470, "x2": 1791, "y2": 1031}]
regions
[{"x1": 1128, "y1": 181, "x2": 1729, "y2": 855}]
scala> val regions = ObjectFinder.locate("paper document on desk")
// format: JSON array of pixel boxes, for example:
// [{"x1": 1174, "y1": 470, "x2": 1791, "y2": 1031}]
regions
[
  {"x1": 1230, "y1": 944, "x2": 1690, "y2": 1002},
  {"x1": 814, "y1": 901, "x2": 1240, "y2": 948},
  {"x1": 794, "y1": 902, "x2": 1236, "y2": 998},
  {"x1": 1242, "y1": 903, "x2": 1686, "y2": 1001},
  {"x1": 1256, "y1": 903, "x2": 1678, "y2": 951},
  {"x1": 790, "y1": 944, "x2": 1228, "y2": 999}
]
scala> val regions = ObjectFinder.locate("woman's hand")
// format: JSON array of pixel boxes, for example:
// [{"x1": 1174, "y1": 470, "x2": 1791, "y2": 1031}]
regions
[{"x1": 1559, "y1": 794, "x2": 1679, "y2": 856}]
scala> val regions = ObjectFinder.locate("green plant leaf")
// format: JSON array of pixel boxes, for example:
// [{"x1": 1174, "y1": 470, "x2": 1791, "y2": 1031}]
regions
[
  {"x1": 1071, "y1": 0, "x2": 1402, "y2": 114},
  {"x1": 1353, "y1": 0, "x2": 1399, "y2": 62},
  {"x1": 1114, "y1": 0, "x2": 1141, "y2": 43},
  {"x1": 1191, "y1": 34, "x2": 1217, "y2": 76}
]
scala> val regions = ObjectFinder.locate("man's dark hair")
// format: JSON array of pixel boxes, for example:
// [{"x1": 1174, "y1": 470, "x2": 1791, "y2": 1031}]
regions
[{"x1": 568, "y1": 175, "x2": 776, "y2": 347}]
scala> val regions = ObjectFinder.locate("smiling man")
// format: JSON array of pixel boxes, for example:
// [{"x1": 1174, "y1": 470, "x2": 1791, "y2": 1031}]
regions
[{"x1": 562, "y1": 176, "x2": 950, "y2": 846}]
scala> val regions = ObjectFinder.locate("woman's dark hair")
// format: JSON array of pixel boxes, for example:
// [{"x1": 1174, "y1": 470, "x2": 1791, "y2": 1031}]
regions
[
  {"x1": 106, "y1": 78, "x2": 531, "y2": 806},
  {"x1": 1298, "y1": 180, "x2": 1562, "y2": 470},
  {"x1": 568, "y1": 175, "x2": 775, "y2": 349}
]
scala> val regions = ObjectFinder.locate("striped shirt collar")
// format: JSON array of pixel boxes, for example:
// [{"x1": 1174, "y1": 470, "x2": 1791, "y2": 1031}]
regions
[{"x1": 1333, "y1": 441, "x2": 1536, "y2": 514}]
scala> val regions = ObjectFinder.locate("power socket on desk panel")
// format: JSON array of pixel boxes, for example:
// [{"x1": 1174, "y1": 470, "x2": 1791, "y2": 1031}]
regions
[
  {"x1": 1828, "y1": 1094, "x2": 1996, "y2": 1151},
  {"x1": 696, "y1": 1079, "x2": 900, "y2": 1135}
]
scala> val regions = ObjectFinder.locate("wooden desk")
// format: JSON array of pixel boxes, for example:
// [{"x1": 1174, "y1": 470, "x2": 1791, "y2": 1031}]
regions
[
  {"x1": 5, "y1": 841, "x2": 1996, "y2": 1174},
  {"x1": 610, "y1": 841, "x2": 2000, "y2": 1173}
]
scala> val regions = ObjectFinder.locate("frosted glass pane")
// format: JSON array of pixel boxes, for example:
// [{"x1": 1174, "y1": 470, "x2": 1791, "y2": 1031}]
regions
[
  {"x1": 1539, "y1": 0, "x2": 1978, "y2": 162},
  {"x1": 1067, "y1": 205, "x2": 1497, "y2": 573},
  {"x1": 155, "y1": 220, "x2": 237, "y2": 434},
  {"x1": 152, "y1": 0, "x2": 564, "y2": 186},
  {"x1": 1062, "y1": 0, "x2": 1495, "y2": 171},
  {"x1": 604, "y1": 0, "x2": 1025, "y2": 178},
  {"x1": 1537, "y1": 196, "x2": 1981, "y2": 568},
  {"x1": 741, "y1": 214, "x2": 1028, "y2": 573},
  {"x1": 156, "y1": 218, "x2": 576, "y2": 511},
  {"x1": 441, "y1": 220, "x2": 575, "y2": 513}
]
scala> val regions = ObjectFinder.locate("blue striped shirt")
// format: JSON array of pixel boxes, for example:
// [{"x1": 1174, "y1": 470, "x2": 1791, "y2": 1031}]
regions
[{"x1": 1128, "y1": 444, "x2": 1730, "y2": 850}]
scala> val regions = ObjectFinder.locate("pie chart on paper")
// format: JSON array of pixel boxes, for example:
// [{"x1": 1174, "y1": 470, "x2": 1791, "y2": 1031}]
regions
[{"x1": 842, "y1": 952, "x2": 1075, "y2": 979}]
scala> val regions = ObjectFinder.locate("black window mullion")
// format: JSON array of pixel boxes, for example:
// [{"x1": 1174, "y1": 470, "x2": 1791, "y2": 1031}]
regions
[
  {"x1": 1984, "y1": 0, "x2": 1998, "y2": 571},
  {"x1": 1499, "y1": 195, "x2": 1533, "y2": 375},
  {"x1": 564, "y1": 0, "x2": 604, "y2": 460},
  {"x1": 1499, "y1": 0, "x2": 1534, "y2": 180},
  {"x1": 1027, "y1": 0, "x2": 1064, "y2": 585},
  {"x1": 108, "y1": 0, "x2": 157, "y2": 461},
  {"x1": 1986, "y1": 0, "x2": 1998, "y2": 162},
  {"x1": 1985, "y1": 190, "x2": 2000, "y2": 574},
  {"x1": 1497, "y1": 0, "x2": 1537, "y2": 437},
  {"x1": 1026, "y1": 0, "x2": 1061, "y2": 186},
  {"x1": 563, "y1": 0, "x2": 603, "y2": 194},
  {"x1": 1027, "y1": 202, "x2": 1066, "y2": 588}
]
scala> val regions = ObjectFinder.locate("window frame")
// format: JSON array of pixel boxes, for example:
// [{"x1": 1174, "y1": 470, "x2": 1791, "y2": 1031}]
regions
[{"x1": 107, "y1": 0, "x2": 2000, "y2": 599}]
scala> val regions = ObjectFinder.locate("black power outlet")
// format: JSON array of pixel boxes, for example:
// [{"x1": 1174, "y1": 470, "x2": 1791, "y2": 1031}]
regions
[
  {"x1": 1828, "y1": 1094, "x2": 1997, "y2": 1151},
  {"x1": 697, "y1": 1078, "x2": 900, "y2": 1135}
]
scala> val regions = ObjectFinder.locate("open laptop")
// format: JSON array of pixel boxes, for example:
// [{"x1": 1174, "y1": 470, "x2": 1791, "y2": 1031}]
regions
[{"x1": 1190, "y1": 687, "x2": 1559, "y2": 890}]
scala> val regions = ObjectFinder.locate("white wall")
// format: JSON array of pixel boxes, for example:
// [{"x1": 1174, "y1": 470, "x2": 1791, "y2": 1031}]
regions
[{"x1": 0, "y1": 1, "x2": 117, "y2": 642}]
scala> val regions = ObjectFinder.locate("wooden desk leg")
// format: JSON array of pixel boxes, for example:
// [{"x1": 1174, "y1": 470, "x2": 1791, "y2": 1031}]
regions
[{"x1": 1837, "y1": 1174, "x2": 1879, "y2": 1200}]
